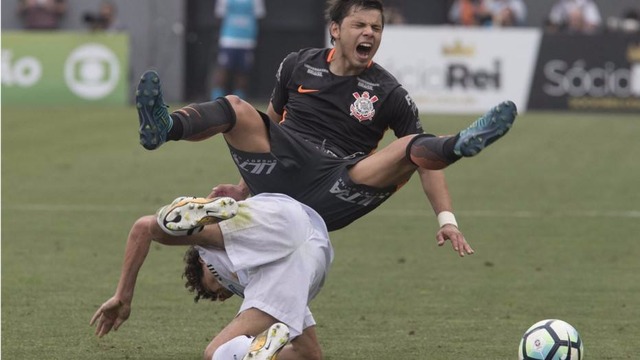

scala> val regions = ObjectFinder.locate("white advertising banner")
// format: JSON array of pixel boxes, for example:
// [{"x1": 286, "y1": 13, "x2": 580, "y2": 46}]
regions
[{"x1": 374, "y1": 26, "x2": 542, "y2": 114}]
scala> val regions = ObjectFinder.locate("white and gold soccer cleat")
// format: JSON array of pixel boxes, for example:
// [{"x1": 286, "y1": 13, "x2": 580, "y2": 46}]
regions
[
  {"x1": 156, "y1": 196, "x2": 238, "y2": 236},
  {"x1": 242, "y1": 322, "x2": 290, "y2": 360}
]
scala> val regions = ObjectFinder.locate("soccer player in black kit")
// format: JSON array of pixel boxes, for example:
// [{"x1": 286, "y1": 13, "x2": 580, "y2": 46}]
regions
[{"x1": 135, "y1": 0, "x2": 517, "y2": 257}]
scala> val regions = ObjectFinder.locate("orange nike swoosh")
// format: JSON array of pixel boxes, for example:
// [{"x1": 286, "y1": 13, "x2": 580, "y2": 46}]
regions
[{"x1": 297, "y1": 85, "x2": 319, "y2": 94}]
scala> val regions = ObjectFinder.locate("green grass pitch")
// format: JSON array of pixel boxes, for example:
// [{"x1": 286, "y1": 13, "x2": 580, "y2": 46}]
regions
[{"x1": 2, "y1": 104, "x2": 639, "y2": 359}]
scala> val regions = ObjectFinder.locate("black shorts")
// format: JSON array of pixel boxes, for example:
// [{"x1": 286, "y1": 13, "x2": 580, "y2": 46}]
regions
[{"x1": 226, "y1": 111, "x2": 397, "y2": 231}]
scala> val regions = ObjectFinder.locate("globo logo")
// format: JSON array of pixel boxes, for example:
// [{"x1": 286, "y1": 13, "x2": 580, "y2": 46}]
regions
[{"x1": 64, "y1": 43, "x2": 120, "y2": 100}]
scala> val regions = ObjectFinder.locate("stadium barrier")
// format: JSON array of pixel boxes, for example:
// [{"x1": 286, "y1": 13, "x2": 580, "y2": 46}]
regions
[
  {"x1": 375, "y1": 26, "x2": 541, "y2": 114},
  {"x1": 2, "y1": 31, "x2": 129, "y2": 106},
  {"x1": 528, "y1": 32, "x2": 640, "y2": 113},
  {"x1": 375, "y1": 26, "x2": 639, "y2": 114}
]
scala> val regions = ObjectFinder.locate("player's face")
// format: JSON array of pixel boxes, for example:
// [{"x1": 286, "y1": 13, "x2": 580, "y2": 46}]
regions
[
  {"x1": 200, "y1": 261, "x2": 234, "y2": 301},
  {"x1": 330, "y1": 7, "x2": 383, "y2": 75}
]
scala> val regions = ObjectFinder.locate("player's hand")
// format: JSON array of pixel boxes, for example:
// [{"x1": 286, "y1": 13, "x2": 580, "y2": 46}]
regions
[
  {"x1": 436, "y1": 224, "x2": 474, "y2": 257},
  {"x1": 208, "y1": 184, "x2": 249, "y2": 201},
  {"x1": 90, "y1": 296, "x2": 131, "y2": 337}
]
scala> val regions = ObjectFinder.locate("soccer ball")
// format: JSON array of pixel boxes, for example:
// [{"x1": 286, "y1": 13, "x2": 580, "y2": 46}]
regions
[{"x1": 518, "y1": 319, "x2": 584, "y2": 360}]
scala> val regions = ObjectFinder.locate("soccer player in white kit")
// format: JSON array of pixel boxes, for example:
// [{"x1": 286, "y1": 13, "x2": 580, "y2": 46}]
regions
[{"x1": 91, "y1": 193, "x2": 333, "y2": 360}]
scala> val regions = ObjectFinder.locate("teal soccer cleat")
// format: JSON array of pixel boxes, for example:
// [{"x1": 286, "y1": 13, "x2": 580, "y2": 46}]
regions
[
  {"x1": 454, "y1": 100, "x2": 518, "y2": 157},
  {"x1": 136, "y1": 70, "x2": 172, "y2": 150}
]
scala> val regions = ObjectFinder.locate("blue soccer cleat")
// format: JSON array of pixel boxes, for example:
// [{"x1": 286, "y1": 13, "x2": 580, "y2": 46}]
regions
[
  {"x1": 454, "y1": 100, "x2": 518, "y2": 157},
  {"x1": 136, "y1": 70, "x2": 172, "y2": 150}
]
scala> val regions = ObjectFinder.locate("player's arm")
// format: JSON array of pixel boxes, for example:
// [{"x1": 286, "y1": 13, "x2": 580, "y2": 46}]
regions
[
  {"x1": 267, "y1": 51, "x2": 297, "y2": 122},
  {"x1": 90, "y1": 217, "x2": 154, "y2": 337},
  {"x1": 417, "y1": 168, "x2": 474, "y2": 257},
  {"x1": 388, "y1": 86, "x2": 473, "y2": 257},
  {"x1": 90, "y1": 213, "x2": 228, "y2": 337},
  {"x1": 266, "y1": 102, "x2": 281, "y2": 123}
]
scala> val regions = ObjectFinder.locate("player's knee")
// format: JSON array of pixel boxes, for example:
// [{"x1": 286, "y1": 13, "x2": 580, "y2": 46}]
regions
[
  {"x1": 133, "y1": 215, "x2": 168, "y2": 243},
  {"x1": 221, "y1": 96, "x2": 269, "y2": 152},
  {"x1": 131, "y1": 215, "x2": 154, "y2": 236},
  {"x1": 224, "y1": 95, "x2": 256, "y2": 124},
  {"x1": 224, "y1": 95, "x2": 245, "y2": 116}
]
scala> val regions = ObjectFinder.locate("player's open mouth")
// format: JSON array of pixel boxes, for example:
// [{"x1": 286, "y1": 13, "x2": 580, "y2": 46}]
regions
[{"x1": 356, "y1": 43, "x2": 373, "y2": 59}]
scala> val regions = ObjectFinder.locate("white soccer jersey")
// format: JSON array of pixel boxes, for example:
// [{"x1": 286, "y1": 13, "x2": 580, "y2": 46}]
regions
[{"x1": 196, "y1": 193, "x2": 333, "y2": 338}]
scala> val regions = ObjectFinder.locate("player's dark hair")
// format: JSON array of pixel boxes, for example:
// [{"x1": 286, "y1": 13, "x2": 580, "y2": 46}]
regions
[
  {"x1": 182, "y1": 246, "x2": 221, "y2": 303},
  {"x1": 325, "y1": 0, "x2": 385, "y2": 44}
]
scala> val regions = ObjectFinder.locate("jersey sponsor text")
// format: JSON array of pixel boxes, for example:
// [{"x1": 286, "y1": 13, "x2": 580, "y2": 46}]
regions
[
  {"x1": 329, "y1": 178, "x2": 391, "y2": 206},
  {"x1": 232, "y1": 153, "x2": 277, "y2": 175}
]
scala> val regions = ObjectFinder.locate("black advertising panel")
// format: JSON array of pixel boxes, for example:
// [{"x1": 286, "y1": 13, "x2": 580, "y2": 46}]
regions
[{"x1": 528, "y1": 33, "x2": 640, "y2": 113}]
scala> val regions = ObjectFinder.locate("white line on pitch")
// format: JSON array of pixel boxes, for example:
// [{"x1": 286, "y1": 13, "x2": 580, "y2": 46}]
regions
[{"x1": 4, "y1": 204, "x2": 640, "y2": 218}]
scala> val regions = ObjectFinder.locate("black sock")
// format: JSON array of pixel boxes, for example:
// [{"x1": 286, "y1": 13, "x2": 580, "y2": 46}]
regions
[
  {"x1": 406, "y1": 134, "x2": 461, "y2": 169},
  {"x1": 167, "y1": 115, "x2": 183, "y2": 141},
  {"x1": 443, "y1": 134, "x2": 460, "y2": 160},
  {"x1": 168, "y1": 98, "x2": 237, "y2": 142}
]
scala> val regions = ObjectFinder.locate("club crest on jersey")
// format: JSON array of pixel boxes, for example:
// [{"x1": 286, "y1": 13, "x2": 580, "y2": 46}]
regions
[{"x1": 350, "y1": 91, "x2": 378, "y2": 123}]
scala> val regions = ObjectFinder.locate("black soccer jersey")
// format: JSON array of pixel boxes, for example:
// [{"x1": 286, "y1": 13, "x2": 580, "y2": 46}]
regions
[{"x1": 270, "y1": 47, "x2": 423, "y2": 158}]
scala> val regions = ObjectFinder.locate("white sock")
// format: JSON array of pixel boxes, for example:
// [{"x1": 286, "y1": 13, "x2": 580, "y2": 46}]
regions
[{"x1": 212, "y1": 335, "x2": 253, "y2": 360}]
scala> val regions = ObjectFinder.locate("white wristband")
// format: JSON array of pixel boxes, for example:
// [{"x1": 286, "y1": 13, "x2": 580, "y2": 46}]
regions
[{"x1": 437, "y1": 211, "x2": 458, "y2": 228}]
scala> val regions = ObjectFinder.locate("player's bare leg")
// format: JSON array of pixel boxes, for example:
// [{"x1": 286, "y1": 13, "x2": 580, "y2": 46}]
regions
[
  {"x1": 204, "y1": 309, "x2": 322, "y2": 360},
  {"x1": 349, "y1": 100, "x2": 518, "y2": 188}
]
